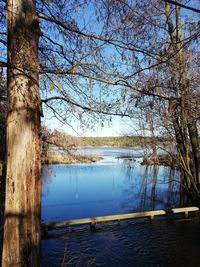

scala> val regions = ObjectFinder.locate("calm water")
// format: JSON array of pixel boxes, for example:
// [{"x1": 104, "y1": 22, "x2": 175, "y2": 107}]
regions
[
  {"x1": 42, "y1": 147, "x2": 200, "y2": 267},
  {"x1": 42, "y1": 147, "x2": 180, "y2": 223}
]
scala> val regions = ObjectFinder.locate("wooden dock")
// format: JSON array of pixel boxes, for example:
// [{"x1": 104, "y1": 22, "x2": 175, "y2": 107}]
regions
[
  {"x1": 42, "y1": 207, "x2": 199, "y2": 236},
  {"x1": 172, "y1": 207, "x2": 199, "y2": 218}
]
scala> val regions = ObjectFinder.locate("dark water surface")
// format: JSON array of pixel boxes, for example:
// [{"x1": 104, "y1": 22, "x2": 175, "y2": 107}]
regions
[
  {"x1": 42, "y1": 147, "x2": 200, "y2": 267},
  {"x1": 42, "y1": 218, "x2": 200, "y2": 267}
]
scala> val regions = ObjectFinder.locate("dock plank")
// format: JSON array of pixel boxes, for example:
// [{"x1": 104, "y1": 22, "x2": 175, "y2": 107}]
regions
[
  {"x1": 171, "y1": 207, "x2": 199, "y2": 213},
  {"x1": 44, "y1": 210, "x2": 166, "y2": 230},
  {"x1": 42, "y1": 207, "x2": 200, "y2": 235},
  {"x1": 171, "y1": 207, "x2": 199, "y2": 218}
]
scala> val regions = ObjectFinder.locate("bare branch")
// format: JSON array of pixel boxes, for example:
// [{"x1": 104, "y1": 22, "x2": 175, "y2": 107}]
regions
[
  {"x1": 163, "y1": 0, "x2": 200, "y2": 13},
  {"x1": 0, "y1": 61, "x2": 7, "y2": 67},
  {"x1": 42, "y1": 96, "x2": 130, "y2": 117},
  {"x1": 38, "y1": 13, "x2": 157, "y2": 58},
  {"x1": 40, "y1": 68, "x2": 170, "y2": 101}
]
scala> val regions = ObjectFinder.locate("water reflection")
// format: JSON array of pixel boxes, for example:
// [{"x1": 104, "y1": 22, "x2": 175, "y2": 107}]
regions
[
  {"x1": 138, "y1": 166, "x2": 180, "y2": 211},
  {"x1": 42, "y1": 148, "x2": 180, "y2": 223},
  {"x1": 42, "y1": 148, "x2": 200, "y2": 267},
  {"x1": 118, "y1": 163, "x2": 180, "y2": 215}
]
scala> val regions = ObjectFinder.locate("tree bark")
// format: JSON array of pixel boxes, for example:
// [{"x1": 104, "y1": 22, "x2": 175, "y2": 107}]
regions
[
  {"x1": 165, "y1": 1, "x2": 200, "y2": 197},
  {"x1": 187, "y1": 120, "x2": 200, "y2": 187},
  {"x1": 2, "y1": 0, "x2": 42, "y2": 266}
]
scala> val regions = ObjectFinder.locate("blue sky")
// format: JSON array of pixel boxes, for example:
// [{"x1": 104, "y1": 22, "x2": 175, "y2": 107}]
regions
[
  {"x1": 41, "y1": 0, "x2": 199, "y2": 137},
  {"x1": 42, "y1": 112, "x2": 136, "y2": 137}
]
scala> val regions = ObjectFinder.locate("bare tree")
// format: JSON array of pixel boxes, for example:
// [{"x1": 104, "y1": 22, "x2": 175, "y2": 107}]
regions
[{"x1": 95, "y1": 0, "x2": 200, "y2": 198}]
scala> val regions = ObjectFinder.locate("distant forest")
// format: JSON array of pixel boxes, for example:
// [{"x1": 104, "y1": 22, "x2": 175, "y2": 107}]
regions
[{"x1": 42, "y1": 127, "x2": 169, "y2": 151}]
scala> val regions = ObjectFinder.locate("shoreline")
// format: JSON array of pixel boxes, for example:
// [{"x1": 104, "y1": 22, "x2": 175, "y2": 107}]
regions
[
  {"x1": 42, "y1": 154, "x2": 103, "y2": 164},
  {"x1": 141, "y1": 154, "x2": 179, "y2": 168}
]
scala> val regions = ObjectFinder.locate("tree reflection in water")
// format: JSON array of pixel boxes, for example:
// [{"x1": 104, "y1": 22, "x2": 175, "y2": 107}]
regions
[{"x1": 121, "y1": 160, "x2": 181, "y2": 212}]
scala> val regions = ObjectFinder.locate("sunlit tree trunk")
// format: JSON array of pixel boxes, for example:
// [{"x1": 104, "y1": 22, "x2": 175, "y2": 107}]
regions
[
  {"x1": 2, "y1": 0, "x2": 42, "y2": 266},
  {"x1": 0, "y1": 80, "x2": 6, "y2": 256}
]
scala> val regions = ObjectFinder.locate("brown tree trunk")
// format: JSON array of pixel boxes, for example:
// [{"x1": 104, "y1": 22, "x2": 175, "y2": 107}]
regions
[
  {"x1": 2, "y1": 0, "x2": 42, "y2": 266},
  {"x1": 165, "y1": 1, "x2": 200, "y2": 197},
  {"x1": 187, "y1": 120, "x2": 200, "y2": 187}
]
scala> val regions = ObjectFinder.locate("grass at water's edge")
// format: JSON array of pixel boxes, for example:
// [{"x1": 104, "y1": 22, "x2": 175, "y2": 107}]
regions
[
  {"x1": 42, "y1": 154, "x2": 103, "y2": 164},
  {"x1": 141, "y1": 154, "x2": 180, "y2": 168}
]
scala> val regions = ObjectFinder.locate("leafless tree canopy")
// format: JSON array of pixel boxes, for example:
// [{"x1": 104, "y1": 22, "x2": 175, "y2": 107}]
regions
[{"x1": 0, "y1": 1, "x2": 199, "y2": 265}]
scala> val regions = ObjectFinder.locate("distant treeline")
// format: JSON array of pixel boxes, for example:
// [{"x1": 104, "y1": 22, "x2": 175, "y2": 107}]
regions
[
  {"x1": 42, "y1": 127, "x2": 170, "y2": 151},
  {"x1": 81, "y1": 136, "x2": 169, "y2": 147}
]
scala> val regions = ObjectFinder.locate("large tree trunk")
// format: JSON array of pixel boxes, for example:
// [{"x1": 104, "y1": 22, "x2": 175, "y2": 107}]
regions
[{"x1": 2, "y1": 0, "x2": 41, "y2": 266}]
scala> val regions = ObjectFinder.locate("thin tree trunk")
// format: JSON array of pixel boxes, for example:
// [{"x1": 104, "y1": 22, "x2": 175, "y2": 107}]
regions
[
  {"x1": 2, "y1": 0, "x2": 41, "y2": 266},
  {"x1": 165, "y1": 1, "x2": 200, "y2": 196},
  {"x1": 187, "y1": 120, "x2": 200, "y2": 187}
]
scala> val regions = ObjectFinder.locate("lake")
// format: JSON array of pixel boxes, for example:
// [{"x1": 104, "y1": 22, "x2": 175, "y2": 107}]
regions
[
  {"x1": 42, "y1": 147, "x2": 200, "y2": 266},
  {"x1": 42, "y1": 147, "x2": 180, "y2": 223}
]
